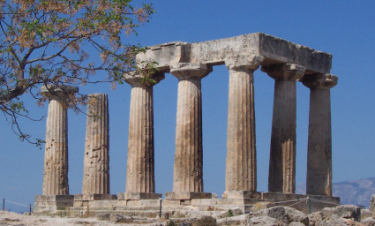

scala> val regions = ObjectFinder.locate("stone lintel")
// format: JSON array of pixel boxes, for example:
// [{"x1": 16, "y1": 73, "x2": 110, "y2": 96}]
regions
[
  {"x1": 137, "y1": 33, "x2": 332, "y2": 74},
  {"x1": 222, "y1": 191, "x2": 261, "y2": 200},
  {"x1": 165, "y1": 192, "x2": 212, "y2": 200},
  {"x1": 258, "y1": 33, "x2": 332, "y2": 73},
  {"x1": 74, "y1": 194, "x2": 117, "y2": 201},
  {"x1": 137, "y1": 42, "x2": 190, "y2": 71},
  {"x1": 300, "y1": 73, "x2": 338, "y2": 90},
  {"x1": 117, "y1": 192, "x2": 162, "y2": 200}
]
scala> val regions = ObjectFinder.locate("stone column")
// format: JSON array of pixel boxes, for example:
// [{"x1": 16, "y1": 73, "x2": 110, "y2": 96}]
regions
[
  {"x1": 166, "y1": 63, "x2": 212, "y2": 200},
  {"x1": 82, "y1": 93, "x2": 110, "y2": 195},
  {"x1": 224, "y1": 55, "x2": 263, "y2": 197},
  {"x1": 121, "y1": 72, "x2": 164, "y2": 200},
  {"x1": 301, "y1": 74, "x2": 338, "y2": 196},
  {"x1": 42, "y1": 85, "x2": 78, "y2": 195},
  {"x1": 261, "y1": 64, "x2": 305, "y2": 193}
]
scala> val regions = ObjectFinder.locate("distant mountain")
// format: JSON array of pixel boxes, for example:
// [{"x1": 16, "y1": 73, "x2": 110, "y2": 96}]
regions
[{"x1": 296, "y1": 177, "x2": 375, "y2": 208}]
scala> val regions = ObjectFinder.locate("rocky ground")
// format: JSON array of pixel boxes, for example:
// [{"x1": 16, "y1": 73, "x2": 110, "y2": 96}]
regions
[{"x1": 2, "y1": 204, "x2": 375, "y2": 225}]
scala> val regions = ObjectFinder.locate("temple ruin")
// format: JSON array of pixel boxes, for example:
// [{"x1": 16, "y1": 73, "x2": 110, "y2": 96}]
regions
[{"x1": 34, "y1": 33, "x2": 339, "y2": 216}]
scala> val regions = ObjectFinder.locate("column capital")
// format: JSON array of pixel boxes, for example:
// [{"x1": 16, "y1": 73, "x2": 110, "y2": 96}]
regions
[
  {"x1": 225, "y1": 55, "x2": 264, "y2": 70},
  {"x1": 261, "y1": 64, "x2": 306, "y2": 81},
  {"x1": 170, "y1": 63, "x2": 212, "y2": 80},
  {"x1": 124, "y1": 71, "x2": 165, "y2": 88},
  {"x1": 301, "y1": 73, "x2": 338, "y2": 90},
  {"x1": 41, "y1": 84, "x2": 79, "y2": 100}
]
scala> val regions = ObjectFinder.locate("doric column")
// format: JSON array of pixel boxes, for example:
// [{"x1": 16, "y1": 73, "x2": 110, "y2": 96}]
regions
[
  {"x1": 301, "y1": 74, "x2": 338, "y2": 196},
  {"x1": 224, "y1": 55, "x2": 263, "y2": 194},
  {"x1": 166, "y1": 63, "x2": 212, "y2": 200},
  {"x1": 261, "y1": 64, "x2": 305, "y2": 193},
  {"x1": 42, "y1": 85, "x2": 78, "y2": 195},
  {"x1": 122, "y1": 72, "x2": 164, "y2": 200},
  {"x1": 82, "y1": 93, "x2": 110, "y2": 195}
]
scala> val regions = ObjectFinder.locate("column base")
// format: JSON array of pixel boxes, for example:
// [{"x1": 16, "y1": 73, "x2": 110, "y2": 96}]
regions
[
  {"x1": 165, "y1": 192, "x2": 212, "y2": 200},
  {"x1": 117, "y1": 192, "x2": 162, "y2": 200},
  {"x1": 33, "y1": 195, "x2": 74, "y2": 212},
  {"x1": 222, "y1": 190, "x2": 261, "y2": 199},
  {"x1": 74, "y1": 194, "x2": 117, "y2": 201}
]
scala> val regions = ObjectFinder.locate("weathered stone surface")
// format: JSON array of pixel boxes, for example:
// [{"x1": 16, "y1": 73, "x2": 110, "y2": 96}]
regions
[
  {"x1": 252, "y1": 202, "x2": 275, "y2": 212},
  {"x1": 165, "y1": 192, "x2": 212, "y2": 201},
  {"x1": 216, "y1": 214, "x2": 247, "y2": 225},
  {"x1": 33, "y1": 195, "x2": 74, "y2": 212},
  {"x1": 170, "y1": 63, "x2": 211, "y2": 196},
  {"x1": 361, "y1": 217, "x2": 375, "y2": 226},
  {"x1": 110, "y1": 214, "x2": 134, "y2": 223},
  {"x1": 250, "y1": 206, "x2": 309, "y2": 226},
  {"x1": 225, "y1": 55, "x2": 262, "y2": 192},
  {"x1": 370, "y1": 195, "x2": 375, "y2": 215},
  {"x1": 82, "y1": 93, "x2": 110, "y2": 195},
  {"x1": 41, "y1": 85, "x2": 78, "y2": 195},
  {"x1": 289, "y1": 222, "x2": 306, "y2": 226},
  {"x1": 262, "y1": 64, "x2": 305, "y2": 194},
  {"x1": 247, "y1": 216, "x2": 282, "y2": 226},
  {"x1": 301, "y1": 74, "x2": 338, "y2": 196},
  {"x1": 137, "y1": 33, "x2": 332, "y2": 74},
  {"x1": 307, "y1": 211, "x2": 324, "y2": 226},
  {"x1": 362, "y1": 209, "x2": 372, "y2": 221},
  {"x1": 74, "y1": 194, "x2": 117, "y2": 201},
  {"x1": 321, "y1": 205, "x2": 361, "y2": 222},
  {"x1": 117, "y1": 192, "x2": 161, "y2": 200},
  {"x1": 124, "y1": 72, "x2": 164, "y2": 196}
]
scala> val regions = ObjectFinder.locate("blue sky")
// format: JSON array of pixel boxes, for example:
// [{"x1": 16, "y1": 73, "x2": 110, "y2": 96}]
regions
[{"x1": 1, "y1": 1, "x2": 375, "y2": 212}]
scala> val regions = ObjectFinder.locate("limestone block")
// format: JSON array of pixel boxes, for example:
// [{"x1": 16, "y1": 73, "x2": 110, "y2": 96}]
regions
[
  {"x1": 74, "y1": 194, "x2": 117, "y2": 201},
  {"x1": 222, "y1": 191, "x2": 261, "y2": 200},
  {"x1": 33, "y1": 195, "x2": 74, "y2": 212},
  {"x1": 361, "y1": 209, "x2": 372, "y2": 221},
  {"x1": 361, "y1": 217, "x2": 375, "y2": 226},
  {"x1": 252, "y1": 202, "x2": 275, "y2": 212},
  {"x1": 321, "y1": 205, "x2": 361, "y2": 222},
  {"x1": 165, "y1": 192, "x2": 212, "y2": 200},
  {"x1": 370, "y1": 195, "x2": 375, "y2": 213},
  {"x1": 117, "y1": 192, "x2": 161, "y2": 200},
  {"x1": 215, "y1": 214, "x2": 248, "y2": 225},
  {"x1": 247, "y1": 216, "x2": 281, "y2": 226},
  {"x1": 250, "y1": 206, "x2": 309, "y2": 226}
]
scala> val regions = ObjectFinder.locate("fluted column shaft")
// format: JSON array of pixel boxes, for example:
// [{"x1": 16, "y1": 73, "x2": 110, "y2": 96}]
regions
[
  {"x1": 42, "y1": 85, "x2": 78, "y2": 195},
  {"x1": 125, "y1": 73, "x2": 164, "y2": 194},
  {"x1": 225, "y1": 55, "x2": 263, "y2": 192},
  {"x1": 82, "y1": 93, "x2": 109, "y2": 195},
  {"x1": 262, "y1": 64, "x2": 305, "y2": 193},
  {"x1": 171, "y1": 63, "x2": 210, "y2": 193},
  {"x1": 302, "y1": 74, "x2": 338, "y2": 196}
]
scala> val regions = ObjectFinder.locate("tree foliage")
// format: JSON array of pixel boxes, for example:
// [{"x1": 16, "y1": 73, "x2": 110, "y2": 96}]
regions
[{"x1": 0, "y1": 0, "x2": 154, "y2": 145}]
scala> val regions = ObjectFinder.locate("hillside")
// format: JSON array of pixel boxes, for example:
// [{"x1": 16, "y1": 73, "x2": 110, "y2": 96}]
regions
[{"x1": 296, "y1": 177, "x2": 375, "y2": 207}]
